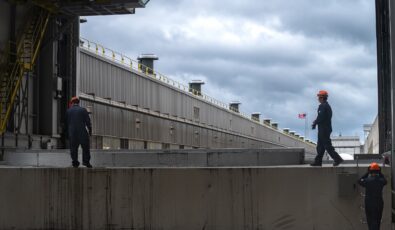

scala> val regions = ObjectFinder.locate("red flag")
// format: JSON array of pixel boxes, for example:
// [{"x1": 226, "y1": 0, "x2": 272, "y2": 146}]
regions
[{"x1": 298, "y1": 113, "x2": 306, "y2": 119}]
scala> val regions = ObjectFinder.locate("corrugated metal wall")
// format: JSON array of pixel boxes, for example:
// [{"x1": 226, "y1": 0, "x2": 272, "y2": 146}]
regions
[{"x1": 78, "y1": 49, "x2": 316, "y2": 153}]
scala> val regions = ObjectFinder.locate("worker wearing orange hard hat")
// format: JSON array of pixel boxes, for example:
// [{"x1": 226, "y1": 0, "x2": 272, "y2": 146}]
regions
[
  {"x1": 310, "y1": 90, "x2": 343, "y2": 167},
  {"x1": 359, "y1": 162, "x2": 387, "y2": 230},
  {"x1": 66, "y1": 96, "x2": 92, "y2": 168},
  {"x1": 68, "y1": 96, "x2": 80, "y2": 108}
]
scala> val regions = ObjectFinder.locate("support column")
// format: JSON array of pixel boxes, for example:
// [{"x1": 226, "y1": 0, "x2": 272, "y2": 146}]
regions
[{"x1": 387, "y1": 0, "x2": 395, "y2": 224}]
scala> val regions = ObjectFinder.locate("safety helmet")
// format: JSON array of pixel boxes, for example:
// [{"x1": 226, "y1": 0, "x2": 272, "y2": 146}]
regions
[
  {"x1": 369, "y1": 162, "x2": 380, "y2": 171},
  {"x1": 317, "y1": 90, "x2": 329, "y2": 97},
  {"x1": 70, "y1": 96, "x2": 80, "y2": 104}
]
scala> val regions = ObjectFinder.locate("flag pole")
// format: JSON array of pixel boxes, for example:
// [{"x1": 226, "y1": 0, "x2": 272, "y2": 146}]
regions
[{"x1": 305, "y1": 113, "x2": 308, "y2": 139}]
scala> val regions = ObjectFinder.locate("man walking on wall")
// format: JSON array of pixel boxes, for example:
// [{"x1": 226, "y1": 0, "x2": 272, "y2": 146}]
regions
[
  {"x1": 310, "y1": 90, "x2": 343, "y2": 166},
  {"x1": 66, "y1": 97, "x2": 93, "y2": 168}
]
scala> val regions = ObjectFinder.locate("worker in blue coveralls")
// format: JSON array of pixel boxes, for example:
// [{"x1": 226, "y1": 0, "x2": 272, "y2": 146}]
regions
[
  {"x1": 310, "y1": 90, "x2": 343, "y2": 166},
  {"x1": 359, "y1": 162, "x2": 387, "y2": 230},
  {"x1": 66, "y1": 96, "x2": 92, "y2": 168}
]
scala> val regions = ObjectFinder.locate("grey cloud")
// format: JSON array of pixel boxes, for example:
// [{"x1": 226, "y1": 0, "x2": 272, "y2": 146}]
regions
[{"x1": 81, "y1": 0, "x2": 378, "y2": 141}]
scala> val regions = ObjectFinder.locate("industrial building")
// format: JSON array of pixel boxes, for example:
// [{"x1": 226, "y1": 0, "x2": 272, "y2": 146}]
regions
[
  {"x1": 0, "y1": 0, "x2": 316, "y2": 155},
  {"x1": 1, "y1": 0, "x2": 395, "y2": 229},
  {"x1": 331, "y1": 135, "x2": 362, "y2": 158},
  {"x1": 363, "y1": 116, "x2": 379, "y2": 154},
  {"x1": 77, "y1": 38, "x2": 316, "y2": 153}
]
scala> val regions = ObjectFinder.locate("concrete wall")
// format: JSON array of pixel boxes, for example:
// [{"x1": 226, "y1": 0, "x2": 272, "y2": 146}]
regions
[
  {"x1": 0, "y1": 166, "x2": 390, "y2": 230},
  {"x1": 3, "y1": 148, "x2": 305, "y2": 167}
]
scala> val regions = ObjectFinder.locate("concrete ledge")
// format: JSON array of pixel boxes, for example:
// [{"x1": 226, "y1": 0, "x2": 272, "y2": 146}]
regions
[
  {"x1": 0, "y1": 166, "x2": 390, "y2": 230},
  {"x1": 3, "y1": 148, "x2": 305, "y2": 167}
]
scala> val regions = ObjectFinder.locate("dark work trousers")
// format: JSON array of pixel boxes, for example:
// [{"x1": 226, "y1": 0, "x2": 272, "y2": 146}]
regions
[
  {"x1": 314, "y1": 130, "x2": 342, "y2": 163},
  {"x1": 69, "y1": 133, "x2": 90, "y2": 164},
  {"x1": 365, "y1": 201, "x2": 383, "y2": 230}
]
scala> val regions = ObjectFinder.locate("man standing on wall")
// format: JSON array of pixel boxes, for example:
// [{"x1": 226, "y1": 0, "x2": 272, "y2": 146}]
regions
[
  {"x1": 310, "y1": 90, "x2": 343, "y2": 166},
  {"x1": 66, "y1": 96, "x2": 93, "y2": 168}
]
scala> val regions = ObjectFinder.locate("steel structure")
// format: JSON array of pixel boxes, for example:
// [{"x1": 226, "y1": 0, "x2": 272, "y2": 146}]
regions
[
  {"x1": 0, "y1": 0, "x2": 149, "y2": 155},
  {"x1": 376, "y1": 0, "x2": 395, "y2": 225}
]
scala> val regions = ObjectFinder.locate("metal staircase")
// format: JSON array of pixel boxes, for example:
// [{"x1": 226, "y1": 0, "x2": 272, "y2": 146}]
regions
[{"x1": 0, "y1": 9, "x2": 50, "y2": 135}]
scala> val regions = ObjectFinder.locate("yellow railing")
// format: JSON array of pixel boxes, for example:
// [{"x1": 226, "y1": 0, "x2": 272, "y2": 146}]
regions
[
  {"x1": 79, "y1": 37, "x2": 315, "y2": 146},
  {"x1": 0, "y1": 10, "x2": 50, "y2": 134},
  {"x1": 79, "y1": 37, "x2": 252, "y2": 116}
]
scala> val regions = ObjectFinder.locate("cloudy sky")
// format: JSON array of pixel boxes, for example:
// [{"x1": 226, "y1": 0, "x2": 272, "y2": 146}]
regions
[{"x1": 81, "y1": 0, "x2": 377, "y2": 142}]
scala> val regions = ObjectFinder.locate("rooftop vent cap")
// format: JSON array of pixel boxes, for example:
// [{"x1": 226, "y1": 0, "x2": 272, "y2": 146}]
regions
[
  {"x1": 137, "y1": 54, "x2": 158, "y2": 74},
  {"x1": 189, "y1": 80, "x2": 205, "y2": 96},
  {"x1": 229, "y1": 101, "x2": 241, "y2": 113},
  {"x1": 263, "y1": 118, "x2": 271, "y2": 125},
  {"x1": 251, "y1": 112, "x2": 261, "y2": 122},
  {"x1": 137, "y1": 54, "x2": 159, "y2": 60}
]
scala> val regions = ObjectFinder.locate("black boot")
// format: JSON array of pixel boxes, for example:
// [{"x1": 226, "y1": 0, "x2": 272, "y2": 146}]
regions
[
  {"x1": 333, "y1": 158, "x2": 343, "y2": 167},
  {"x1": 310, "y1": 162, "x2": 322, "y2": 166},
  {"x1": 83, "y1": 162, "x2": 93, "y2": 168},
  {"x1": 72, "y1": 161, "x2": 80, "y2": 168}
]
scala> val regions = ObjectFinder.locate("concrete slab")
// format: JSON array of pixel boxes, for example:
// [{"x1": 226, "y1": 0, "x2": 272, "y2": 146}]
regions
[
  {"x1": 0, "y1": 166, "x2": 389, "y2": 230},
  {"x1": 3, "y1": 148, "x2": 305, "y2": 167}
]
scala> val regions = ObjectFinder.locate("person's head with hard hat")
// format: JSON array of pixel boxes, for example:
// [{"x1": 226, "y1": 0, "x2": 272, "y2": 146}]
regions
[
  {"x1": 68, "y1": 96, "x2": 80, "y2": 108},
  {"x1": 368, "y1": 162, "x2": 381, "y2": 176},
  {"x1": 317, "y1": 90, "x2": 328, "y2": 104},
  {"x1": 70, "y1": 96, "x2": 80, "y2": 105}
]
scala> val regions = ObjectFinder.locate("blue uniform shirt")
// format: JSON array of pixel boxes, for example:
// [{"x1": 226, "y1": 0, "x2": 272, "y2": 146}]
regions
[
  {"x1": 313, "y1": 101, "x2": 332, "y2": 133},
  {"x1": 66, "y1": 104, "x2": 92, "y2": 138}
]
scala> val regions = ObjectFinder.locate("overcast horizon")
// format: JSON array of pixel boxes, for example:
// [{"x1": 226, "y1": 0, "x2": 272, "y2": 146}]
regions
[{"x1": 81, "y1": 0, "x2": 378, "y2": 143}]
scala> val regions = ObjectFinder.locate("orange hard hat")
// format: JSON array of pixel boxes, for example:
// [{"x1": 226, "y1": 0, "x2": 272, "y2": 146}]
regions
[
  {"x1": 369, "y1": 162, "x2": 380, "y2": 171},
  {"x1": 70, "y1": 96, "x2": 80, "y2": 103},
  {"x1": 317, "y1": 90, "x2": 329, "y2": 97}
]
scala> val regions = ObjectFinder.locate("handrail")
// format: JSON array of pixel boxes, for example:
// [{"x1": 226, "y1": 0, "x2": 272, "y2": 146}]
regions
[
  {"x1": 79, "y1": 37, "x2": 315, "y2": 146},
  {"x1": 79, "y1": 37, "x2": 235, "y2": 112},
  {"x1": 0, "y1": 10, "x2": 50, "y2": 134}
]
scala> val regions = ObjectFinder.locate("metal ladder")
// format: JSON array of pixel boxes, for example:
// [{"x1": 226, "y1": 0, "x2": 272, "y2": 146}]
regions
[{"x1": 0, "y1": 9, "x2": 50, "y2": 135}]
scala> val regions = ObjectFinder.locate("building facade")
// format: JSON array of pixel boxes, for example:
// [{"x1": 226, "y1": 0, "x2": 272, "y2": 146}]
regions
[
  {"x1": 77, "y1": 39, "x2": 316, "y2": 153},
  {"x1": 363, "y1": 116, "x2": 379, "y2": 154},
  {"x1": 332, "y1": 136, "x2": 362, "y2": 157}
]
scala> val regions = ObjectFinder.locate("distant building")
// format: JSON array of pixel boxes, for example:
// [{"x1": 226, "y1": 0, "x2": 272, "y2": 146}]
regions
[
  {"x1": 331, "y1": 135, "x2": 362, "y2": 157},
  {"x1": 363, "y1": 116, "x2": 379, "y2": 154}
]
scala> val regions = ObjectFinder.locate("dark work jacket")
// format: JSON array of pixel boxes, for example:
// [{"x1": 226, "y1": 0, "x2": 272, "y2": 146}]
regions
[
  {"x1": 314, "y1": 101, "x2": 332, "y2": 134},
  {"x1": 358, "y1": 172, "x2": 387, "y2": 205},
  {"x1": 66, "y1": 104, "x2": 92, "y2": 139}
]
